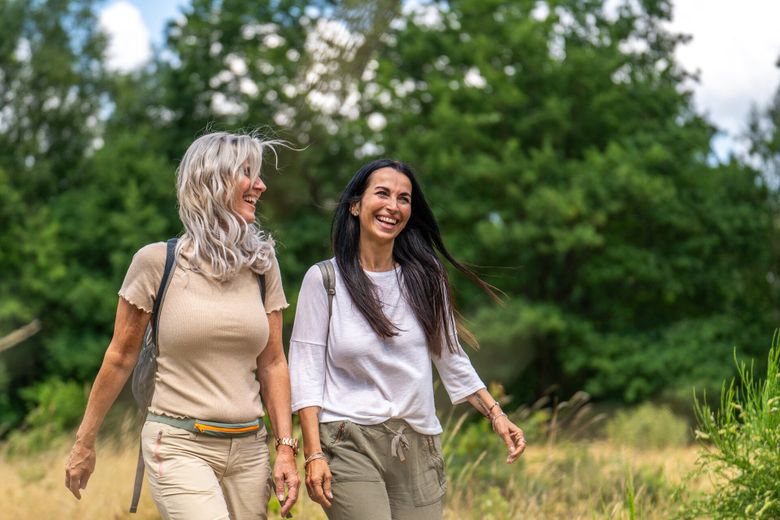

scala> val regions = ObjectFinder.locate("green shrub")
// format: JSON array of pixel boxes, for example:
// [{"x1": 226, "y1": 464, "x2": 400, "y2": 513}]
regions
[
  {"x1": 604, "y1": 403, "x2": 689, "y2": 449},
  {"x1": 680, "y1": 332, "x2": 780, "y2": 519},
  {"x1": 4, "y1": 377, "x2": 88, "y2": 456}
]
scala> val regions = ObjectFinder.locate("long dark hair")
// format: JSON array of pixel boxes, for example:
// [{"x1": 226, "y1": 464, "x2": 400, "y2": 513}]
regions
[{"x1": 332, "y1": 159, "x2": 499, "y2": 357}]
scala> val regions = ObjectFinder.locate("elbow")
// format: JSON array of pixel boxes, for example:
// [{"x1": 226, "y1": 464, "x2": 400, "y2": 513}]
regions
[{"x1": 102, "y1": 347, "x2": 139, "y2": 376}]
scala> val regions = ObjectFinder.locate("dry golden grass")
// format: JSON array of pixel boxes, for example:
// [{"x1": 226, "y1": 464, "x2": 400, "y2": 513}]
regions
[{"x1": 0, "y1": 432, "x2": 708, "y2": 520}]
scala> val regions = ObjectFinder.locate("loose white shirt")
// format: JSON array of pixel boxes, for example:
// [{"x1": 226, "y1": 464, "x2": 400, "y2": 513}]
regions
[{"x1": 289, "y1": 259, "x2": 485, "y2": 435}]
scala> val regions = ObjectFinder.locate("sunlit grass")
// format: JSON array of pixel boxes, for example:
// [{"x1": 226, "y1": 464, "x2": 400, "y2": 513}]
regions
[{"x1": 1, "y1": 428, "x2": 706, "y2": 519}]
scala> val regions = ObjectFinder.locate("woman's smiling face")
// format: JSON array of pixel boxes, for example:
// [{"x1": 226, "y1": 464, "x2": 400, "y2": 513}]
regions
[
  {"x1": 233, "y1": 164, "x2": 266, "y2": 223},
  {"x1": 352, "y1": 167, "x2": 412, "y2": 246}
]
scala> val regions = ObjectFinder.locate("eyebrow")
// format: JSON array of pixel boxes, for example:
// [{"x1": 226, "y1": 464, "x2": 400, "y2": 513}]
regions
[{"x1": 374, "y1": 185, "x2": 411, "y2": 197}]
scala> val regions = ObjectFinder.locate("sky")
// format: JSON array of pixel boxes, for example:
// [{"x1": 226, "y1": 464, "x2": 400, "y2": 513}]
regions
[{"x1": 97, "y1": 0, "x2": 780, "y2": 159}]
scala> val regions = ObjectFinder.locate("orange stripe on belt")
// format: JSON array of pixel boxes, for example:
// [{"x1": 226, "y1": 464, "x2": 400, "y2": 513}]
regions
[{"x1": 194, "y1": 423, "x2": 260, "y2": 434}]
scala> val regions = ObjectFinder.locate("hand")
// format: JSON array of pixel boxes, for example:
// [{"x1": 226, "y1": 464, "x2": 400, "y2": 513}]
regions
[
  {"x1": 305, "y1": 458, "x2": 333, "y2": 508},
  {"x1": 493, "y1": 415, "x2": 526, "y2": 463},
  {"x1": 273, "y1": 449, "x2": 300, "y2": 518},
  {"x1": 65, "y1": 440, "x2": 96, "y2": 499}
]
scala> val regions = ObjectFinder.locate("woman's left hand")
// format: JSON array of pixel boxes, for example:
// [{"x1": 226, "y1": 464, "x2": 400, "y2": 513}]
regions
[
  {"x1": 493, "y1": 415, "x2": 526, "y2": 463},
  {"x1": 272, "y1": 449, "x2": 300, "y2": 517}
]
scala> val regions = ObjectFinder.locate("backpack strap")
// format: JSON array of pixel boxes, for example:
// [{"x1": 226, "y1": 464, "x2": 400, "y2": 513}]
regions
[
  {"x1": 316, "y1": 260, "x2": 336, "y2": 329},
  {"x1": 129, "y1": 238, "x2": 177, "y2": 514},
  {"x1": 151, "y1": 238, "x2": 178, "y2": 349},
  {"x1": 256, "y1": 274, "x2": 266, "y2": 306}
]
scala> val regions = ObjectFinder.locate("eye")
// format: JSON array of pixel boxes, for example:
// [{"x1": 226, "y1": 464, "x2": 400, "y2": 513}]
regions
[{"x1": 399, "y1": 195, "x2": 411, "y2": 204}]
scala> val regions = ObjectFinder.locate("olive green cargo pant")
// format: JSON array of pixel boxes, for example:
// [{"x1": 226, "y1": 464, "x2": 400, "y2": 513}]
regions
[{"x1": 320, "y1": 419, "x2": 446, "y2": 520}]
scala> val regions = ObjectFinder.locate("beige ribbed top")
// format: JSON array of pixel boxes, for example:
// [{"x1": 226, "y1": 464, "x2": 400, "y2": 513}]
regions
[{"x1": 119, "y1": 242, "x2": 288, "y2": 423}]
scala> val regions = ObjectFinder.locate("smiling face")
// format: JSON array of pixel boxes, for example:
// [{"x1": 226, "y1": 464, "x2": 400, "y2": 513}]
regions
[
  {"x1": 351, "y1": 167, "x2": 412, "y2": 247},
  {"x1": 233, "y1": 164, "x2": 266, "y2": 223}
]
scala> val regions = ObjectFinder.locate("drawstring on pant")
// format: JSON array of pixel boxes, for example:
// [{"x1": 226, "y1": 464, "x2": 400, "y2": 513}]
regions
[{"x1": 383, "y1": 423, "x2": 410, "y2": 462}]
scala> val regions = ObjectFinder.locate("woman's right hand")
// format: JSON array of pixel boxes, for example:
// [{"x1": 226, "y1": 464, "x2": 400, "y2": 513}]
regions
[
  {"x1": 305, "y1": 458, "x2": 333, "y2": 508},
  {"x1": 65, "y1": 440, "x2": 96, "y2": 499}
]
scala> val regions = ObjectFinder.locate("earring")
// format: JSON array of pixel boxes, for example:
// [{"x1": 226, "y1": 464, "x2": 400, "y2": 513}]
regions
[{"x1": 351, "y1": 208, "x2": 358, "y2": 216}]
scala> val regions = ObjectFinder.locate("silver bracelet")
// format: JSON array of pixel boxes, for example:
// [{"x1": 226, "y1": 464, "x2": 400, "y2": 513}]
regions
[
  {"x1": 304, "y1": 451, "x2": 326, "y2": 468},
  {"x1": 490, "y1": 412, "x2": 508, "y2": 431}
]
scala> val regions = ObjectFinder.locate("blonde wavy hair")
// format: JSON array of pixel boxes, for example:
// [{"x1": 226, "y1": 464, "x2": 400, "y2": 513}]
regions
[{"x1": 175, "y1": 131, "x2": 280, "y2": 281}]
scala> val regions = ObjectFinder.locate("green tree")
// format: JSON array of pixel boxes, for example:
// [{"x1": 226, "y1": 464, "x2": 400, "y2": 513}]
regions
[
  {"x1": 337, "y1": 0, "x2": 776, "y2": 402},
  {"x1": 0, "y1": 0, "x2": 107, "y2": 429}
]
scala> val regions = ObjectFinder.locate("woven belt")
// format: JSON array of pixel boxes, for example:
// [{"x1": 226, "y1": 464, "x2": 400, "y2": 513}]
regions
[{"x1": 147, "y1": 412, "x2": 261, "y2": 438}]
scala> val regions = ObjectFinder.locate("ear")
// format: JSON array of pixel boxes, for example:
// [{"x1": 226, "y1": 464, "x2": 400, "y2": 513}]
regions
[{"x1": 350, "y1": 203, "x2": 359, "y2": 216}]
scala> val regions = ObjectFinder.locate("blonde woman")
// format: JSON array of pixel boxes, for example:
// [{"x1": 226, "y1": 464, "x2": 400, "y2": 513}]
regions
[{"x1": 65, "y1": 132, "x2": 299, "y2": 519}]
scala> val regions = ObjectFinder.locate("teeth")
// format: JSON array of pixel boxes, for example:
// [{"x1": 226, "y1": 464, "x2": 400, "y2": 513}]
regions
[{"x1": 377, "y1": 216, "x2": 397, "y2": 225}]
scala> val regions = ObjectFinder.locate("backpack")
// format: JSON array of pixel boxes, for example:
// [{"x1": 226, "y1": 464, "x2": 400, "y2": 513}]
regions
[{"x1": 128, "y1": 238, "x2": 268, "y2": 513}]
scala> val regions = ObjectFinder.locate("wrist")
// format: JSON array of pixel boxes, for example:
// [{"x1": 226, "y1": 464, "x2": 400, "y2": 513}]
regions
[
  {"x1": 75, "y1": 432, "x2": 96, "y2": 448},
  {"x1": 275, "y1": 436, "x2": 299, "y2": 456},
  {"x1": 490, "y1": 412, "x2": 508, "y2": 431},
  {"x1": 276, "y1": 445, "x2": 296, "y2": 457},
  {"x1": 304, "y1": 451, "x2": 326, "y2": 470}
]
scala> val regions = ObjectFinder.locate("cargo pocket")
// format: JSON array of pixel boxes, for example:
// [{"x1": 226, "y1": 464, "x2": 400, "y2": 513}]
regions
[
  {"x1": 411, "y1": 435, "x2": 447, "y2": 506},
  {"x1": 319, "y1": 421, "x2": 348, "y2": 451}
]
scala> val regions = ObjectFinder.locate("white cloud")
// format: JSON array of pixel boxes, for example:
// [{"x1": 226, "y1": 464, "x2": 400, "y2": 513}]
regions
[
  {"x1": 99, "y1": 1, "x2": 152, "y2": 72},
  {"x1": 668, "y1": 0, "x2": 780, "y2": 146}
]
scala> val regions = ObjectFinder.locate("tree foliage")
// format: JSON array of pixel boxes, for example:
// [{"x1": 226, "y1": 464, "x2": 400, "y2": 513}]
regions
[{"x1": 1, "y1": 0, "x2": 778, "y2": 432}]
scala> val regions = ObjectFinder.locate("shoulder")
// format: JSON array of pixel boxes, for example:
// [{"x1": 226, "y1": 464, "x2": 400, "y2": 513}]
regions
[
  {"x1": 132, "y1": 241, "x2": 167, "y2": 264},
  {"x1": 126, "y1": 241, "x2": 169, "y2": 273},
  {"x1": 304, "y1": 258, "x2": 336, "y2": 284}
]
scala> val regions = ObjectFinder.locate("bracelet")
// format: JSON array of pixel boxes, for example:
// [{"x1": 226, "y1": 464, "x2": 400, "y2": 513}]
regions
[
  {"x1": 487, "y1": 400, "x2": 501, "y2": 416},
  {"x1": 490, "y1": 412, "x2": 508, "y2": 431},
  {"x1": 275, "y1": 436, "x2": 299, "y2": 456},
  {"x1": 304, "y1": 451, "x2": 326, "y2": 468}
]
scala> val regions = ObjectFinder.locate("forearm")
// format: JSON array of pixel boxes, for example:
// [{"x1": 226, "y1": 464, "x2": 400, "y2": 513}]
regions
[
  {"x1": 298, "y1": 407, "x2": 322, "y2": 457},
  {"x1": 75, "y1": 348, "x2": 137, "y2": 446},
  {"x1": 465, "y1": 387, "x2": 501, "y2": 419},
  {"x1": 259, "y1": 360, "x2": 293, "y2": 440}
]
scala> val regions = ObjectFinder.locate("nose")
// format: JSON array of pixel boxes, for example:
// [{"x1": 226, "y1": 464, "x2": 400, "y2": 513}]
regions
[{"x1": 253, "y1": 176, "x2": 266, "y2": 192}]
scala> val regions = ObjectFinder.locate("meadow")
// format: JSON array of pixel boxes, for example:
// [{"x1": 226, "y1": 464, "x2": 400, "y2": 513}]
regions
[{"x1": 1, "y1": 401, "x2": 710, "y2": 520}]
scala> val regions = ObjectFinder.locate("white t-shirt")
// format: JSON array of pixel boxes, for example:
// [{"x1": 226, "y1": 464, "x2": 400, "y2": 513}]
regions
[{"x1": 288, "y1": 259, "x2": 485, "y2": 435}]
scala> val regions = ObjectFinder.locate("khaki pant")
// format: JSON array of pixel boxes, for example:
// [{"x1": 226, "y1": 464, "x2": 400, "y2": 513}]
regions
[
  {"x1": 320, "y1": 419, "x2": 446, "y2": 520},
  {"x1": 141, "y1": 420, "x2": 272, "y2": 520}
]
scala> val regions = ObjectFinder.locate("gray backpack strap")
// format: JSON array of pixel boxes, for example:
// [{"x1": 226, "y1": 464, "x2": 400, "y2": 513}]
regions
[
  {"x1": 129, "y1": 238, "x2": 177, "y2": 514},
  {"x1": 257, "y1": 273, "x2": 266, "y2": 305},
  {"x1": 151, "y1": 238, "x2": 178, "y2": 348},
  {"x1": 316, "y1": 260, "x2": 336, "y2": 322}
]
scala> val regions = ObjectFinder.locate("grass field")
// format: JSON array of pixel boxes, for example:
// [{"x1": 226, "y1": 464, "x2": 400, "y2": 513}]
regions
[{"x1": 0, "y1": 428, "x2": 708, "y2": 519}]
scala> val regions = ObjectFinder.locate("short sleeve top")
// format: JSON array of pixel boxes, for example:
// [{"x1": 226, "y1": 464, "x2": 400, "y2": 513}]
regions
[{"x1": 120, "y1": 242, "x2": 288, "y2": 422}]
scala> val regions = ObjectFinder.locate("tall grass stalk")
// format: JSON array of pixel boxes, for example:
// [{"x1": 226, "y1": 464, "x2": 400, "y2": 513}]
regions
[{"x1": 682, "y1": 331, "x2": 780, "y2": 519}]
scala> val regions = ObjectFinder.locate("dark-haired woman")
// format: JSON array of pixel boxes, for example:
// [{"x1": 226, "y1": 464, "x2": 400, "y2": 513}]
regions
[{"x1": 288, "y1": 159, "x2": 525, "y2": 519}]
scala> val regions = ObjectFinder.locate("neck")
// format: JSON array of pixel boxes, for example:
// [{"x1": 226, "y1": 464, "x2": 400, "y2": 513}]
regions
[{"x1": 358, "y1": 240, "x2": 396, "y2": 272}]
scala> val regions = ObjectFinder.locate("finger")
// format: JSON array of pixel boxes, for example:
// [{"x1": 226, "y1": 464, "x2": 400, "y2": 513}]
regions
[
  {"x1": 284, "y1": 475, "x2": 299, "y2": 509},
  {"x1": 280, "y1": 496, "x2": 294, "y2": 517},
  {"x1": 323, "y1": 472, "x2": 333, "y2": 503},
  {"x1": 67, "y1": 474, "x2": 82, "y2": 499},
  {"x1": 507, "y1": 442, "x2": 524, "y2": 463},
  {"x1": 274, "y1": 475, "x2": 286, "y2": 503},
  {"x1": 506, "y1": 431, "x2": 526, "y2": 463}
]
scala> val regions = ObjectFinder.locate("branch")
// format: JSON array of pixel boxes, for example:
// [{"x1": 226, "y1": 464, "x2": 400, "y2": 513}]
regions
[{"x1": 0, "y1": 319, "x2": 41, "y2": 353}]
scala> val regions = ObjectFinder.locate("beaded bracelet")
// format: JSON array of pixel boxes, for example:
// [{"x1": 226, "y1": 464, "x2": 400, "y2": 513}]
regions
[{"x1": 304, "y1": 451, "x2": 327, "y2": 468}]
